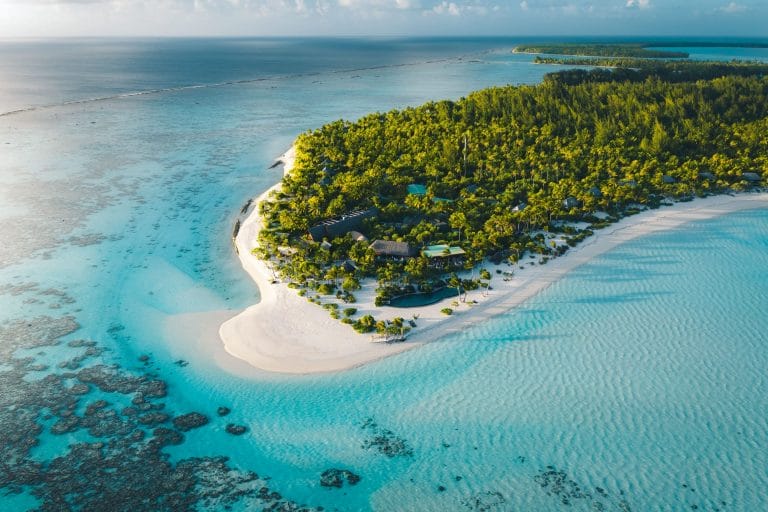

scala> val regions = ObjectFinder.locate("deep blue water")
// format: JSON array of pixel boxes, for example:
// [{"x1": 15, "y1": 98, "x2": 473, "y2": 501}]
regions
[{"x1": 0, "y1": 37, "x2": 767, "y2": 511}]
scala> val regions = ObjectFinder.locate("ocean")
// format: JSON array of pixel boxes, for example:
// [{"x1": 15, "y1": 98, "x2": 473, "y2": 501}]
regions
[{"x1": 1, "y1": 37, "x2": 767, "y2": 511}]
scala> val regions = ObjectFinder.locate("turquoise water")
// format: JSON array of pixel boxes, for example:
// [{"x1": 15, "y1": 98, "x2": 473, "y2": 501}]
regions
[
  {"x1": 1, "y1": 38, "x2": 767, "y2": 510},
  {"x1": 389, "y1": 287, "x2": 459, "y2": 308}
]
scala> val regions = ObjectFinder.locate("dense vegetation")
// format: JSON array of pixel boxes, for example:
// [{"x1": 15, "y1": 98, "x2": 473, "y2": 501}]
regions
[
  {"x1": 514, "y1": 43, "x2": 688, "y2": 59},
  {"x1": 255, "y1": 61, "x2": 767, "y2": 331},
  {"x1": 535, "y1": 59, "x2": 768, "y2": 85}
]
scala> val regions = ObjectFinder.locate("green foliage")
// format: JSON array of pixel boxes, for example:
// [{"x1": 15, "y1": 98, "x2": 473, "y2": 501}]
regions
[
  {"x1": 353, "y1": 314, "x2": 376, "y2": 333},
  {"x1": 517, "y1": 43, "x2": 688, "y2": 59},
  {"x1": 343, "y1": 307, "x2": 358, "y2": 317},
  {"x1": 441, "y1": 308, "x2": 453, "y2": 316},
  {"x1": 258, "y1": 60, "x2": 768, "y2": 298},
  {"x1": 342, "y1": 276, "x2": 361, "y2": 291},
  {"x1": 317, "y1": 283, "x2": 336, "y2": 295}
]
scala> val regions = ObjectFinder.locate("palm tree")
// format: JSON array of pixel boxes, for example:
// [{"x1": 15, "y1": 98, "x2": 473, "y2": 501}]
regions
[
  {"x1": 448, "y1": 273, "x2": 463, "y2": 303},
  {"x1": 479, "y1": 268, "x2": 492, "y2": 297}
]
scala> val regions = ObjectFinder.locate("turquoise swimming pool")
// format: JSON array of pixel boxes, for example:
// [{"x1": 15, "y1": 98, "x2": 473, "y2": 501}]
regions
[{"x1": 388, "y1": 286, "x2": 460, "y2": 307}]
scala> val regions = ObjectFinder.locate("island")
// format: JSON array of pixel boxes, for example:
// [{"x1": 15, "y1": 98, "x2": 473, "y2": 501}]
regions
[
  {"x1": 220, "y1": 59, "x2": 768, "y2": 374},
  {"x1": 513, "y1": 42, "x2": 690, "y2": 59},
  {"x1": 513, "y1": 41, "x2": 768, "y2": 60}
]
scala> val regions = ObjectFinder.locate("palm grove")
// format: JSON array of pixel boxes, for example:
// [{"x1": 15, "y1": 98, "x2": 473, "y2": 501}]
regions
[{"x1": 255, "y1": 61, "x2": 768, "y2": 332}]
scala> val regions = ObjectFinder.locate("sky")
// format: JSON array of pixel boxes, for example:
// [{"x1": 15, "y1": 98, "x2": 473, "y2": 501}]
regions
[{"x1": 0, "y1": 0, "x2": 765, "y2": 38}]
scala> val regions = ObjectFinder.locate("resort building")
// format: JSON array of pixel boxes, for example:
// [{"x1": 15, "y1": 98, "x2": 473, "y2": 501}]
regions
[
  {"x1": 369, "y1": 240, "x2": 417, "y2": 261},
  {"x1": 422, "y1": 244, "x2": 466, "y2": 268},
  {"x1": 308, "y1": 208, "x2": 378, "y2": 242},
  {"x1": 563, "y1": 196, "x2": 580, "y2": 209}
]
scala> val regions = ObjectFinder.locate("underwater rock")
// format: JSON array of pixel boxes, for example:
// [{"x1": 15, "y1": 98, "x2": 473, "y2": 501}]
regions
[
  {"x1": 152, "y1": 427, "x2": 184, "y2": 446},
  {"x1": 217, "y1": 406, "x2": 231, "y2": 417},
  {"x1": 225, "y1": 424, "x2": 248, "y2": 436},
  {"x1": 138, "y1": 412, "x2": 170, "y2": 427},
  {"x1": 461, "y1": 491, "x2": 506, "y2": 511},
  {"x1": 172, "y1": 412, "x2": 209, "y2": 432},
  {"x1": 319, "y1": 469, "x2": 361, "y2": 488},
  {"x1": 360, "y1": 418, "x2": 413, "y2": 458},
  {"x1": 533, "y1": 466, "x2": 632, "y2": 512},
  {"x1": 68, "y1": 383, "x2": 90, "y2": 395},
  {"x1": 50, "y1": 415, "x2": 79, "y2": 435},
  {"x1": 0, "y1": 312, "x2": 321, "y2": 511}
]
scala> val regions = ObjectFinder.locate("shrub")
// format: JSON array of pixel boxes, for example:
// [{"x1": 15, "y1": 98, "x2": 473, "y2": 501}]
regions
[
  {"x1": 353, "y1": 315, "x2": 376, "y2": 333},
  {"x1": 298, "y1": 289, "x2": 307, "y2": 297},
  {"x1": 342, "y1": 276, "x2": 361, "y2": 291},
  {"x1": 343, "y1": 307, "x2": 357, "y2": 317},
  {"x1": 318, "y1": 283, "x2": 336, "y2": 295},
  {"x1": 441, "y1": 308, "x2": 453, "y2": 315}
]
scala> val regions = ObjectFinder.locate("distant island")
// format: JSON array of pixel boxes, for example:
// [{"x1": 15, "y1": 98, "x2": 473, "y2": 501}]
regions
[
  {"x1": 514, "y1": 42, "x2": 689, "y2": 59},
  {"x1": 221, "y1": 57, "x2": 768, "y2": 374},
  {"x1": 513, "y1": 41, "x2": 768, "y2": 60}
]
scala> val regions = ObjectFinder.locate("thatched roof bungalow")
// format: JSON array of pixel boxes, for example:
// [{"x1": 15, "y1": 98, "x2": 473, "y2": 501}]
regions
[{"x1": 369, "y1": 240, "x2": 417, "y2": 260}]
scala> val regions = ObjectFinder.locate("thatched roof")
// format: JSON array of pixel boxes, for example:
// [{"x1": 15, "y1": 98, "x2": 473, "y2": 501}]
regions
[{"x1": 369, "y1": 240, "x2": 416, "y2": 258}]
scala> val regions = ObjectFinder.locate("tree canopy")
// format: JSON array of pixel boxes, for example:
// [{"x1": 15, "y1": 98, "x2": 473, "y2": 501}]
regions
[{"x1": 256, "y1": 60, "x2": 767, "y2": 302}]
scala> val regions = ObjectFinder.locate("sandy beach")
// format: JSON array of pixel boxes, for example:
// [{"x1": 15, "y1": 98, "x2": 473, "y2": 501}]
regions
[{"x1": 219, "y1": 151, "x2": 768, "y2": 375}]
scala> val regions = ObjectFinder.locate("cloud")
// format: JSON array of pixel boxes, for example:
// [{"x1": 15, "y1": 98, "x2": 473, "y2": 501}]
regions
[
  {"x1": 431, "y1": 1, "x2": 460, "y2": 15},
  {"x1": 513, "y1": 1, "x2": 598, "y2": 13},
  {"x1": 4, "y1": 0, "x2": 766, "y2": 37},
  {"x1": 718, "y1": 2, "x2": 746, "y2": 13},
  {"x1": 337, "y1": 0, "x2": 420, "y2": 9},
  {"x1": 625, "y1": 0, "x2": 650, "y2": 8}
]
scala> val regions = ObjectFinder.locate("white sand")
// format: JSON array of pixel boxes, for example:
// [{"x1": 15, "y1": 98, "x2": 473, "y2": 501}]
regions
[{"x1": 219, "y1": 153, "x2": 768, "y2": 375}]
